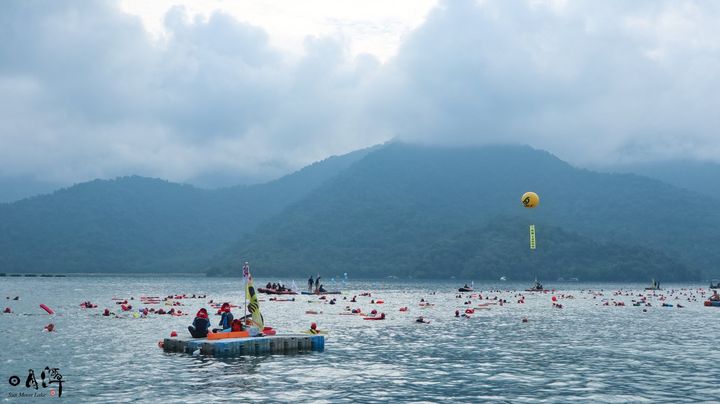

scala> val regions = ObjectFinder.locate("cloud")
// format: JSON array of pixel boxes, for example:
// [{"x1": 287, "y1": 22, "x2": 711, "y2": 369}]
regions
[
  {"x1": 0, "y1": 0, "x2": 719, "y2": 187},
  {"x1": 383, "y1": 0, "x2": 720, "y2": 164},
  {"x1": 0, "y1": 0, "x2": 386, "y2": 185}
]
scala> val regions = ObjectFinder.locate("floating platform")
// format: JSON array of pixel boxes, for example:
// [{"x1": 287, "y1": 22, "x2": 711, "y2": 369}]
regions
[{"x1": 163, "y1": 334, "x2": 325, "y2": 356}]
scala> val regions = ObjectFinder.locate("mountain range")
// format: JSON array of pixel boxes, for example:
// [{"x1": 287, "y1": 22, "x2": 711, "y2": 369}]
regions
[
  {"x1": 209, "y1": 144, "x2": 715, "y2": 281},
  {"x1": 0, "y1": 147, "x2": 370, "y2": 273},
  {"x1": 1, "y1": 143, "x2": 717, "y2": 281}
]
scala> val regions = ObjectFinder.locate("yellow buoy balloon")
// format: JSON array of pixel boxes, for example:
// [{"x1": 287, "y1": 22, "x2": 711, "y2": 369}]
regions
[{"x1": 521, "y1": 192, "x2": 539, "y2": 208}]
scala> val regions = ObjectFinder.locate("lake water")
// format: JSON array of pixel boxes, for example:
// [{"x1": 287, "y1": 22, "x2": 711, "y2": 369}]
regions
[{"x1": 1, "y1": 276, "x2": 719, "y2": 403}]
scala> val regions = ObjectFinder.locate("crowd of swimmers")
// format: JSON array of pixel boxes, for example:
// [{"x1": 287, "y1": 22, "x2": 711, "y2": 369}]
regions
[
  {"x1": 9, "y1": 286, "x2": 720, "y2": 337},
  {"x1": 101, "y1": 307, "x2": 183, "y2": 317}
]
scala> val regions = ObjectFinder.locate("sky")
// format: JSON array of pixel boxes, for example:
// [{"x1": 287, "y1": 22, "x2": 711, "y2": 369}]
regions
[{"x1": 1, "y1": 0, "x2": 719, "y2": 190}]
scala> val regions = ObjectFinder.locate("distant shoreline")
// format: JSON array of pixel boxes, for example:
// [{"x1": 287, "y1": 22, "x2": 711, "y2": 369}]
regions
[
  {"x1": 0, "y1": 272, "x2": 713, "y2": 285},
  {"x1": 0, "y1": 272, "x2": 200, "y2": 278}
]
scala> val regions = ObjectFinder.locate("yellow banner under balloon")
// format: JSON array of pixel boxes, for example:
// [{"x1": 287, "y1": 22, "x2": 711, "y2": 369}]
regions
[
  {"x1": 529, "y1": 225, "x2": 536, "y2": 250},
  {"x1": 245, "y1": 274, "x2": 265, "y2": 329}
]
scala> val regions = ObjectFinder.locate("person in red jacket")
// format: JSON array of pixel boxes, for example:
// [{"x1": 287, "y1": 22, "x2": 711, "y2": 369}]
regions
[{"x1": 188, "y1": 308, "x2": 210, "y2": 338}]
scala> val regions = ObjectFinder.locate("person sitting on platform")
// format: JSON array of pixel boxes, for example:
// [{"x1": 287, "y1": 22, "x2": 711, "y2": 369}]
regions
[
  {"x1": 230, "y1": 318, "x2": 244, "y2": 332},
  {"x1": 188, "y1": 308, "x2": 210, "y2": 338},
  {"x1": 213, "y1": 302, "x2": 234, "y2": 332}
]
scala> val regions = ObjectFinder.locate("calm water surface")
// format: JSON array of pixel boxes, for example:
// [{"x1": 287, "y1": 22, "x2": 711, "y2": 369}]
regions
[{"x1": 1, "y1": 276, "x2": 719, "y2": 403}]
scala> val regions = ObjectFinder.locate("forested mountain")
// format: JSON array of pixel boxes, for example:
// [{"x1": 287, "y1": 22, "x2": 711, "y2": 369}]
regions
[
  {"x1": 210, "y1": 143, "x2": 718, "y2": 280},
  {"x1": 1, "y1": 142, "x2": 716, "y2": 280},
  {"x1": 0, "y1": 148, "x2": 370, "y2": 273}
]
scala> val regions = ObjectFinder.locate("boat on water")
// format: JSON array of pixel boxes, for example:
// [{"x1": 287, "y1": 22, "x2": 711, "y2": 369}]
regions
[
  {"x1": 458, "y1": 283, "x2": 473, "y2": 292},
  {"x1": 710, "y1": 279, "x2": 720, "y2": 289},
  {"x1": 258, "y1": 288, "x2": 297, "y2": 295},
  {"x1": 525, "y1": 278, "x2": 546, "y2": 292},
  {"x1": 645, "y1": 279, "x2": 661, "y2": 291}
]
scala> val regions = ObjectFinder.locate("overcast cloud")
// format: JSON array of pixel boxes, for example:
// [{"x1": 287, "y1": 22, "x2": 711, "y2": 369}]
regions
[{"x1": 1, "y1": 0, "x2": 719, "y2": 187}]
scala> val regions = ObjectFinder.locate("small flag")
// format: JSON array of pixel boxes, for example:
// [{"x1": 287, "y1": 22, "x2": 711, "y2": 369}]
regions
[
  {"x1": 242, "y1": 262, "x2": 250, "y2": 282},
  {"x1": 529, "y1": 225, "x2": 536, "y2": 250}
]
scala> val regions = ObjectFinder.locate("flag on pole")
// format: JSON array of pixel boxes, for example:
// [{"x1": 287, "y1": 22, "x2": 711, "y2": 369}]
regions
[
  {"x1": 242, "y1": 262, "x2": 250, "y2": 283},
  {"x1": 244, "y1": 265, "x2": 264, "y2": 329}
]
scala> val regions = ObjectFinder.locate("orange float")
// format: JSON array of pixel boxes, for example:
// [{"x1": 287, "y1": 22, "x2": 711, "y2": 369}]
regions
[
  {"x1": 39, "y1": 304, "x2": 54, "y2": 315},
  {"x1": 208, "y1": 331, "x2": 250, "y2": 340}
]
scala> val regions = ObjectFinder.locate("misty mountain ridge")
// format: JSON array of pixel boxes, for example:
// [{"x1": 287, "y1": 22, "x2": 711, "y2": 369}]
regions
[
  {"x1": 0, "y1": 142, "x2": 717, "y2": 281},
  {"x1": 0, "y1": 147, "x2": 372, "y2": 273},
  {"x1": 0, "y1": 147, "x2": 378, "y2": 204},
  {"x1": 597, "y1": 159, "x2": 720, "y2": 198},
  {"x1": 3, "y1": 145, "x2": 717, "y2": 204},
  {"x1": 210, "y1": 143, "x2": 718, "y2": 281}
]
